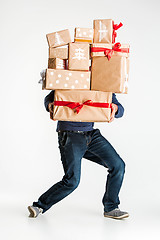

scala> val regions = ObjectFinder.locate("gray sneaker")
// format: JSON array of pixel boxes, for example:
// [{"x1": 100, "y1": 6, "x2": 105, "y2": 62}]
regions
[
  {"x1": 104, "y1": 208, "x2": 129, "y2": 219},
  {"x1": 28, "y1": 205, "x2": 43, "y2": 218}
]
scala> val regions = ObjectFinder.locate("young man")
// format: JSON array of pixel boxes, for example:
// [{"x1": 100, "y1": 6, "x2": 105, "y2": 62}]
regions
[{"x1": 28, "y1": 91, "x2": 129, "y2": 219}]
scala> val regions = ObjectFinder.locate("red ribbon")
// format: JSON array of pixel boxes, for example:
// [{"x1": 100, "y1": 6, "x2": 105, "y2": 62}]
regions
[
  {"x1": 91, "y1": 42, "x2": 129, "y2": 60},
  {"x1": 112, "y1": 22, "x2": 123, "y2": 43},
  {"x1": 54, "y1": 100, "x2": 112, "y2": 114}
]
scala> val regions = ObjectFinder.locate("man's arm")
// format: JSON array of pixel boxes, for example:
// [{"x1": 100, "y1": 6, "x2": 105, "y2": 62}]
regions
[
  {"x1": 44, "y1": 90, "x2": 55, "y2": 112},
  {"x1": 109, "y1": 93, "x2": 124, "y2": 123},
  {"x1": 112, "y1": 93, "x2": 124, "y2": 118}
]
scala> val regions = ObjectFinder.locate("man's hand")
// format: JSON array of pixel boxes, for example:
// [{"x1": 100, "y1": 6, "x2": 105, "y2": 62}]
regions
[
  {"x1": 48, "y1": 102, "x2": 53, "y2": 112},
  {"x1": 109, "y1": 103, "x2": 118, "y2": 123}
]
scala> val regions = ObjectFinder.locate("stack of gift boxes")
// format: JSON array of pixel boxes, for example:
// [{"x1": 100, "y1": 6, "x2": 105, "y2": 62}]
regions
[{"x1": 42, "y1": 19, "x2": 130, "y2": 122}]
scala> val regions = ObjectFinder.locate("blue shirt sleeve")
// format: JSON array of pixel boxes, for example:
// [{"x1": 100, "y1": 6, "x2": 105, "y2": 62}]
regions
[
  {"x1": 112, "y1": 93, "x2": 124, "y2": 118},
  {"x1": 44, "y1": 90, "x2": 55, "y2": 112}
]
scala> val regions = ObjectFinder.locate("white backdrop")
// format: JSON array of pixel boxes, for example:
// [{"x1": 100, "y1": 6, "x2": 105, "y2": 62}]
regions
[{"x1": 1, "y1": 0, "x2": 160, "y2": 239}]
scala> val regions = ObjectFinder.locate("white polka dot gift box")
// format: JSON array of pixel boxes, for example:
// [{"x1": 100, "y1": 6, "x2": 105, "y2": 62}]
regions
[
  {"x1": 43, "y1": 69, "x2": 90, "y2": 90},
  {"x1": 49, "y1": 90, "x2": 112, "y2": 122},
  {"x1": 93, "y1": 19, "x2": 123, "y2": 44},
  {"x1": 68, "y1": 43, "x2": 90, "y2": 71},
  {"x1": 74, "y1": 28, "x2": 93, "y2": 43},
  {"x1": 46, "y1": 29, "x2": 72, "y2": 48}
]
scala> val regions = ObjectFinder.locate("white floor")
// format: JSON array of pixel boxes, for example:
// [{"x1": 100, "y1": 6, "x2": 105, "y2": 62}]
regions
[{"x1": 1, "y1": 194, "x2": 160, "y2": 240}]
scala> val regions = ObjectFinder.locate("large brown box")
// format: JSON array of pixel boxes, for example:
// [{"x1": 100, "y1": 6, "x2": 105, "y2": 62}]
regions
[
  {"x1": 43, "y1": 69, "x2": 90, "y2": 90},
  {"x1": 49, "y1": 90, "x2": 112, "y2": 122},
  {"x1": 46, "y1": 29, "x2": 71, "y2": 48},
  {"x1": 49, "y1": 47, "x2": 68, "y2": 59},
  {"x1": 93, "y1": 19, "x2": 113, "y2": 43},
  {"x1": 68, "y1": 43, "x2": 90, "y2": 71},
  {"x1": 91, "y1": 56, "x2": 129, "y2": 93}
]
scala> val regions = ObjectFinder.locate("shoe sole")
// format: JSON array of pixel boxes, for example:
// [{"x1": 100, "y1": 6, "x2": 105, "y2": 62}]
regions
[
  {"x1": 28, "y1": 206, "x2": 37, "y2": 218},
  {"x1": 104, "y1": 213, "x2": 129, "y2": 219}
]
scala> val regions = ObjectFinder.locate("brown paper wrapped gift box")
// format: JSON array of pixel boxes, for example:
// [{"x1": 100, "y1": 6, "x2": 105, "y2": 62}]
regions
[
  {"x1": 93, "y1": 19, "x2": 123, "y2": 44},
  {"x1": 91, "y1": 55, "x2": 129, "y2": 93},
  {"x1": 68, "y1": 43, "x2": 90, "y2": 71},
  {"x1": 93, "y1": 19, "x2": 113, "y2": 44},
  {"x1": 49, "y1": 46, "x2": 68, "y2": 59},
  {"x1": 74, "y1": 27, "x2": 93, "y2": 43},
  {"x1": 48, "y1": 58, "x2": 66, "y2": 70},
  {"x1": 91, "y1": 43, "x2": 112, "y2": 57},
  {"x1": 46, "y1": 29, "x2": 71, "y2": 48},
  {"x1": 91, "y1": 43, "x2": 130, "y2": 58},
  {"x1": 43, "y1": 69, "x2": 91, "y2": 90},
  {"x1": 49, "y1": 90, "x2": 112, "y2": 122}
]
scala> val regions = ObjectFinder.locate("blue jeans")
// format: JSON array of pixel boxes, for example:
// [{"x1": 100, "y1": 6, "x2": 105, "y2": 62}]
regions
[{"x1": 33, "y1": 129, "x2": 125, "y2": 213}]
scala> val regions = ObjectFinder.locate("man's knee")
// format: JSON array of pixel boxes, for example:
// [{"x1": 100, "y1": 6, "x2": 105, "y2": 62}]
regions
[
  {"x1": 69, "y1": 178, "x2": 80, "y2": 190},
  {"x1": 120, "y1": 160, "x2": 125, "y2": 173},
  {"x1": 62, "y1": 175, "x2": 80, "y2": 191},
  {"x1": 109, "y1": 157, "x2": 125, "y2": 176},
  {"x1": 115, "y1": 159, "x2": 125, "y2": 175}
]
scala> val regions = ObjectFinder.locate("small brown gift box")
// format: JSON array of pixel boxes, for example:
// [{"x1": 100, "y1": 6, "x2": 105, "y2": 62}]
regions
[
  {"x1": 91, "y1": 56, "x2": 129, "y2": 93},
  {"x1": 91, "y1": 43, "x2": 130, "y2": 58},
  {"x1": 43, "y1": 69, "x2": 90, "y2": 90},
  {"x1": 46, "y1": 29, "x2": 71, "y2": 48},
  {"x1": 91, "y1": 43, "x2": 112, "y2": 57},
  {"x1": 48, "y1": 58, "x2": 66, "y2": 70},
  {"x1": 93, "y1": 19, "x2": 113, "y2": 43},
  {"x1": 112, "y1": 44, "x2": 130, "y2": 58},
  {"x1": 49, "y1": 90, "x2": 112, "y2": 122},
  {"x1": 68, "y1": 43, "x2": 90, "y2": 71},
  {"x1": 49, "y1": 46, "x2": 68, "y2": 59},
  {"x1": 74, "y1": 28, "x2": 93, "y2": 43}
]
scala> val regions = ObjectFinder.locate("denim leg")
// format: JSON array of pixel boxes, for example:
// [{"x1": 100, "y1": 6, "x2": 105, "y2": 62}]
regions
[
  {"x1": 33, "y1": 132, "x2": 87, "y2": 213},
  {"x1": 83, "y1": 129, "x2": 125, "y2": 212}
]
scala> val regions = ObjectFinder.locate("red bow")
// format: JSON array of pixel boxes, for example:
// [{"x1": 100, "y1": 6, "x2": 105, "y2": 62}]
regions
[
  {"x1": 112, "y1": 22, "x2": 123, "y2": 43},
  {"x1": 105, "y1": 42, "x2": 121, "y2": 60},
  {"x1": 104, "y1": 42, "x2": 121, "y2": 60},
  {"x1": 54, "y1": 100, "x2": 112, "y2": 114},
  {"x1": 91, "y1": 42, "x2": 129, "y2": 60}
]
